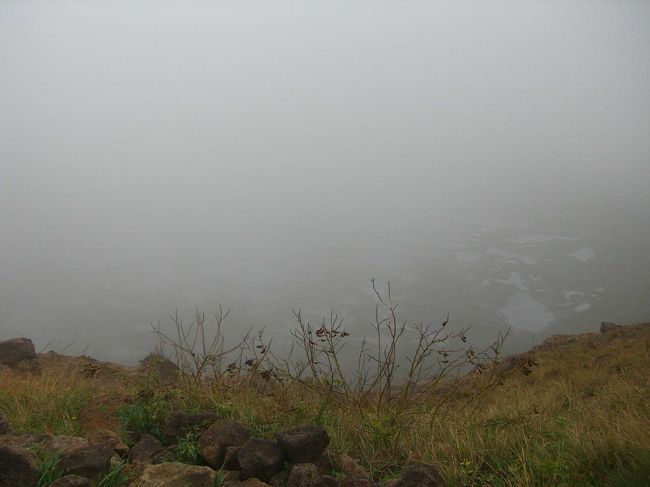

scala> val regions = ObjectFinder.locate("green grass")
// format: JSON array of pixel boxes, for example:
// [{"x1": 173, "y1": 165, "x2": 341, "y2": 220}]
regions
[
  {"x1": 97, "y1": 460, "x2": 129, "y2": 487},
  {"x1": 37, "y1": 452, "x2": 63, "y2": 487},
  {"x1": 176, "y1": 432, "x2": 201, "y2": 464},
  {"x1": 117, "y1": 394, "x2": 168, "y2": 444},
  {"x1": 0, "y1": 370, "x2": 92, "y2": 436},
  {"x1": 214, "y1": 470, "x2": 227, "y2": 487}
]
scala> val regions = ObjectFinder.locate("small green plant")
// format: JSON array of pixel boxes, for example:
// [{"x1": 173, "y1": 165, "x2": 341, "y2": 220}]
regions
[
  {"x1": 118, "y1": 401, "x2": 163, "y2": 443},
  {"x1": 176, "y1": 432, "x2": 201, "y2": 464},
  {"x1": 97, "y1": 460, "x2": 129, "y2": 487},
  {"x1": 210, "y1": 399, "x2": 237, "y2": 418},
  {"x1": 37, "y1": 452, "x2": 63, "y2": 487},
  {"x1": 214, "y1": 469, "x2": 226, "y2": 487},
  {"x1": 313, "y1": 398, "x2": 329, "y2": 426},
  {"x1": 118, "y1": 382, "x2": 170, "y2": 443}
]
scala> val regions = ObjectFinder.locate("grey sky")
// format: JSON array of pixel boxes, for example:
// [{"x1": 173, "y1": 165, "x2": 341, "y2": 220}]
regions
[{"x1": 1, "y1": 1, "x2": 649, "y2": 361}]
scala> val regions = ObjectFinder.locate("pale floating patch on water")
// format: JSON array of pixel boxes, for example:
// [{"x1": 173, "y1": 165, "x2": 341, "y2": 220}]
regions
[
  {"x1": 503, "y1": 272, "x2": 527, "y2": 290},
  {"x1": 487, "y1": 248, "x2": 538, "y2": 266},
  {"x1": 488, "y1": 220, "x2": 527, "y2": 230},
  {"x1": 508, "y1": 234, "x2": 579, "y2": 244},
  {"x1": 563, "y1": 290, "x2": 584, "y2": 301},
  {"x1": 571, "y1": 247, "x2": 595, "y2": 262},
  {"x1": 592, "y1": 288, "x2": 605, "y2": 300},
  {"x1": 483, "y1": 272, "x2": 527, "y2": 290},
  {"x1": 497, "y1": 292, "x2": 556, "y2": 332},
  {"x1": 574, "y1": 303, "x2": 592, "y2": 312}
]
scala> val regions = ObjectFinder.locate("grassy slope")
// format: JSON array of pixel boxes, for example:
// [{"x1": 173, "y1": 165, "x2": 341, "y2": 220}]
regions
[
  {"x1": 433, "y1": 323, "x2": 650, "y2": 486},
  {"x1": 1, "y1": 323, "x2": 648, "y2": 486}
]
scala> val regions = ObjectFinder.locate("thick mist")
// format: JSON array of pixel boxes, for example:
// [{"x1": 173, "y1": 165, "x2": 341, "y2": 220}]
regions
[{"x1": 1, "y1": 0, "x2": 649, "y2": 363}]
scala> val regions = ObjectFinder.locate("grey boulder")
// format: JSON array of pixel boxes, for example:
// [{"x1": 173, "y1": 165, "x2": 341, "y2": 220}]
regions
[
  {"x1": 238, "y1": 438, "x2": 285, "y2": 482},
  {"x1": 198, "y1": 418, "x2": 249, "y2": 468},
  {"x1": 0, "y1": 442, "x2": 40, "y2": 487},
  {"x1": 276, "y1": 426, "x2": 329, "y2": 464},
  {"x1": 0, "y1": 337, "x2": 36, "y2": 365},
  {"x1": 129, "y1": 462, "x2": 216, "y2": 487},
  {"x1": 129, "y1": 434, "x2": 164, "y2": 463},
  {"x1": 287, "y1": 463, "x2": 321, "y2": 487},
  {"x1": 61, "y1": 440, "x2": 114, "y2": 480},
  {"x1": 394, "y1": 463, "x2": 446, "y2": 487},
  {"x1": 163, "y1": 410, "x2": 219, "y2": 444}
]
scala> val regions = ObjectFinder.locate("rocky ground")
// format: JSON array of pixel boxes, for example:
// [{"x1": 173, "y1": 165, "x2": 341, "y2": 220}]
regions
[
  {"x1": 0, "y1": 337, "x2": 445, "y2": 487},
  {"x1": 0, "y1": 412, "x2": 444, "y2": 486}
]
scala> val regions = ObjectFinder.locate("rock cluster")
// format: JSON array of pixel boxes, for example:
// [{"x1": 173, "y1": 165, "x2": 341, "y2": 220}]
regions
[
  {"x1": 0, "y1": 430, "x2": 116, "y2": 487},
  {"x1": 0, "y1": 410, "x2": 445, "y2": 487}
]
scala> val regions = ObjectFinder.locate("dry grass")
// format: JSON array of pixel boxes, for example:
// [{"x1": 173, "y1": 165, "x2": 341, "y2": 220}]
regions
[
  {"x1": 424, "y1": 324, "x2": 650, "y2": 486},
  {"x1": 0, "y1": 353, "x2": 135, "y2": 436},
  {"x1": 0, "y1": 366, "x2": 93, "y2": 436},
  {"x1": 1, "y1": 324, "x2": 648, "y2": 486}
]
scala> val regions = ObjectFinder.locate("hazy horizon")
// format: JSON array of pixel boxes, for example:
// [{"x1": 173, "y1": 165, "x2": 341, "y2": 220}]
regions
[{"x1": 1, "y1": 0, "x2": 649, "y2": 364}]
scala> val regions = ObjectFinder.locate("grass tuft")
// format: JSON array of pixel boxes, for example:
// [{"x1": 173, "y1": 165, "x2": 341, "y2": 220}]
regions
[
  {"x1": 37, "y1": 452, "x2": 63, "y2": 487},
  {"x1": 97, "y1": 460, "x2": 129, "y2": 487}
]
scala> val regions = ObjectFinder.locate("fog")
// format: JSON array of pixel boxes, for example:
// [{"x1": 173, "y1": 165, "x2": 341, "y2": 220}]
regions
[{"x1": 1, "y1": 0, "x2": 649, "y2": 364}]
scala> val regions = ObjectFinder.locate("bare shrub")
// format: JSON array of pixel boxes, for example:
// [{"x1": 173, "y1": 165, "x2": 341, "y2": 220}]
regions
[
  {"x1": 279, "y1": 279, "x2": 507, "y2": 417},
  {"x1": 150, "y1": 305, "x2": 250, "y2": 383},
  {"x1": 150, "y1": 280, "x2": 506, "y2": 415}
]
